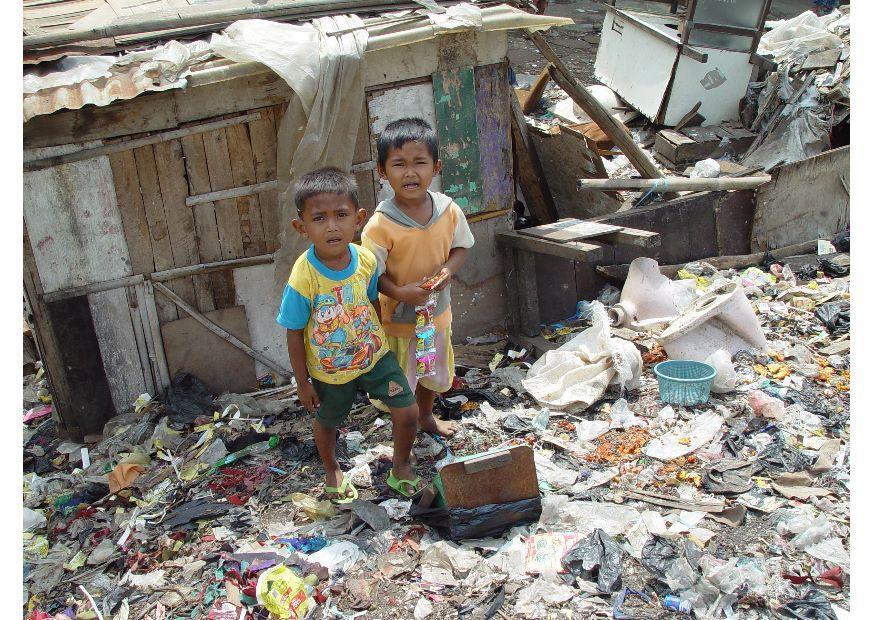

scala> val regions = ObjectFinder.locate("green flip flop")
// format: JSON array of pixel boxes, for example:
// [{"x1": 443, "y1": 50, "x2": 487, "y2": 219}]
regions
[
  {"x1": 387, "y1": 469, "x2": 425, "y2": 498},
  {"x1": 325, "y1": 476, "x2": 359, "y2": 504}
]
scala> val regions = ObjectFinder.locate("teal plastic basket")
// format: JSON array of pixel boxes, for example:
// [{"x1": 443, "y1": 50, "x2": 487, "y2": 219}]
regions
[{"x1": 653, "y1": 360, "x2": 716, "y2": 406}]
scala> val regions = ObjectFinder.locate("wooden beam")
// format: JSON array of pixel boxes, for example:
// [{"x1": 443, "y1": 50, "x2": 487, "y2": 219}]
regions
[
  {"x1": 185, "y1": 180, "x2": 277, "y2": 207},
  {"x1": 42, "y1": 275, "x2": 145, "y2": 304},
  {"x1": 496, "y1": 230, "x2": 605, "y2": 263},
  {"x1": 23, "y1": 112, "x2": 262, "y2": 172},
  {"x1": 521, "y1": 66, "x2": 551, "y2": 115},
  {"x1": 510, "y1": 95, "x2": 558, "y2": 224},
  {"x1": 151, "y1": 255, "x2": 274, "y2": 282},
  {"x1": 527, "y1": 31, "x2": 675, "y2": 198},
  {"x1": 152, "y1": 281, "x2": 292, "y2": 380},
  {"x1": 577, "y1": 175, "x2": 772, "y2": 192},
  {"x1": 597, "y1": 239, "x2": 821, "y2": 281}
]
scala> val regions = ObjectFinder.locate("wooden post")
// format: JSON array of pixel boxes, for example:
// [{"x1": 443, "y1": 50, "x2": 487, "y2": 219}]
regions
[
  {"x1": 152, "y1": 282, "x2": 292, "y2": 380},
  {"x1": 577, "y1": 175, "x2": 771, "y2": 192},
  {"x1": 510, "y1": 95, "x2": 559, "y2": 224}
]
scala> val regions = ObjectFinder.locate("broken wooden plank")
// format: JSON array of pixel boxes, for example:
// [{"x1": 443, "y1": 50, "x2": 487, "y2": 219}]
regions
[
  {"x1": 24, "y1": 112, "x2": 262, "y2": 172},
  {"x1": 151, "y1": 255, "x2": 274, "y2": 283},
  {"x1": 519, "y1": 219, "x2": 623, "y2": 243},
  {"x1": 577, "y1": 175, "x2": 771, "y2": 192},
  {"x1": 521, "y1": 66, "x2": 551, "y2": 115},
  {"x1": 185, "y1": 180, "x2": 278, "y2": 207},
  {"x1": 496, "y1": 230, "x2": 605, "y2": 263},
  {"x1": 528, "y1": 31, "x2": 673, "y2": 197},
  {"x1": 153, "y1": 281, "x2": 291, "y2": 379},
  {"x1": 510, "y1": 94, "x2": 558, "y2": 224}
]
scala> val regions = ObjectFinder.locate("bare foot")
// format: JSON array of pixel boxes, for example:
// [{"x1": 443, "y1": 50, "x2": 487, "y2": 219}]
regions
[
  {"x1": 324, "y1": 466, "x2": 355, "y2": 501},
  {"x1": 419, "y1": 413, "x2": 458, "y2": 438}
]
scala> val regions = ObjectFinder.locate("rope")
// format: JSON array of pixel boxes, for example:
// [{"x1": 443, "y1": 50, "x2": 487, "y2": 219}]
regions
[{"x1": 634, "y1": 178, "x2": 669, "y2": 208}]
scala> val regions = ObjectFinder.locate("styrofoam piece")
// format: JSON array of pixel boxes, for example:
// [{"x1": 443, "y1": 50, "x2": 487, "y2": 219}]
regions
[
  {"x1": 609, "y1": 257, "x2": 680, "y2": 328},
  {"x1": 657, "y1": 283, "x2": 767, "y2": 361}
]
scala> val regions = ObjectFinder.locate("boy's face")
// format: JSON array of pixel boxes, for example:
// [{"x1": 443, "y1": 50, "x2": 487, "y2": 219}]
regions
[
  {"x1": 292, "y1": 193, "x2": 365, "y2": 259},
  {"x1": 378, "y1": 140, "x2": 442, "y2": 205}
]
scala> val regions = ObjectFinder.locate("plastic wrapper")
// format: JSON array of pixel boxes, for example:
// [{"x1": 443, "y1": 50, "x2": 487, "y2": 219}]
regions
[
  {"x1": 748, "y1": 389, "x2": 786, "y2": 419},
  {"x1": 163, "y1": 373, "x2": 215, "y2": 424},
  {"x1": 289, "y1": 493, "x2": 337, "y2": 521},
  {"x1": 560, "y1": 529, "x2": 623, "y2": 593},
  {"x1": 539, "y1": 496, "x2": 639, "y2": 537},
  {"x1": 815, "y1": 302, "x2": 850, "y2": 335},
  {"x1": 255, "y1": 564, "x2": 311, "y2": 619},
  {"x1": 705, "y1": 349, "x2": 737, "y2": 393},
  {"x1": 24, "y1": 507, "x2": 46, "y2": 532},
  {"x1": 410, "y1": 496, "x2": 542, "y2": 541}
]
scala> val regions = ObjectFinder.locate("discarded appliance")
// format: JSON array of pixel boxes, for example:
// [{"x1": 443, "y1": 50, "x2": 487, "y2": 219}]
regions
[
  {"x1": 656, "y1": 283, "x2": 768, "y2": 361},
  {"x1": 608, "y1": 257, "x2": 695, "y2": 329},
  {"x1": 595, "y1": 0, "x2": 773, "y2": 125}
]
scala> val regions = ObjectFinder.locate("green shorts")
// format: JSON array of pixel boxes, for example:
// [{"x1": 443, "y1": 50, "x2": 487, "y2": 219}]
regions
[{"x1": 312, "y1": 351, "x2": 415, "y2": 427}]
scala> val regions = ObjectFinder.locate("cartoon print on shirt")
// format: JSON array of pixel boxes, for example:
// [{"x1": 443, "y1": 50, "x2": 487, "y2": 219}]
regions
[{"x1": 311, "y1": 283, "x2": 382, "y2": 373}]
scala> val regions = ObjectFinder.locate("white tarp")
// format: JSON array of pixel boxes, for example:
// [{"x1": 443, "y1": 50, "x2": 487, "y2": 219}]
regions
[
  {"x1": 522, "y1": 302, "x2": 642, "y2": 410},
  {"x1": 758, "y1": 10, "x2": 844, "y2": 64}
]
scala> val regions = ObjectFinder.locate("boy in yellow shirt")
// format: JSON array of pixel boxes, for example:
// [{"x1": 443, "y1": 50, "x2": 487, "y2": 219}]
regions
[
  {"x1": 362, "y1": 118, "x2": 475, "y2": 438},
  {"x1": 277, "y1": 167, "x2": 423, "y2": 500}
]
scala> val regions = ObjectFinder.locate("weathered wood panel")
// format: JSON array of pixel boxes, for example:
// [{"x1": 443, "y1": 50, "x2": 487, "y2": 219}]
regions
[
  {"x1": 132, "y1": 144, "x2": 177, "y2": 322},
  {"x1": 247, "y1": 106, "x2": 281, "y2": 252},
  {"x1": 751, "y1": 146, "x2": 849, "y2": 251},
  {"x1": 108, "y1": 149, "x2": 155, "y2": 275},
  {"x1": 226, "y1": 122, "x2": 267, "y2": 257},
  {"x1": 233, "y1": 263, "x2": 291, "y2": 380},
  {"x1": 433, "y1": 66, "x2": 483, "y2": 213},
  {"x1": 23, "y1": 151, "x2": 132, "y2": 294},
  {"x1": 180, "y1": 133, "x2": 220, "y2": 313},
  {"x1": 154, "y1": 139, "x2": 199, "y2": 309},
  {"x1": 474, "y1": 63, "x2": 513, "y2": 215},
  {"x1": 202, "y1": 128, "x2": 242, "y2": 309},
  {"x1": 88, "y1": 288, "x2": 148, "y2": 413},
  {"x1": 367, "y1": 81, "x2": 441, "y2": 204}
]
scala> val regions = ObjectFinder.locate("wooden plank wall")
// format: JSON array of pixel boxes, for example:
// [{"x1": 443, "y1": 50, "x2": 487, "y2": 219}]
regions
[
  {"x1": 474, "y1": 63, "x2": 513, "y2": 215},
  {"x1": 107, "y1": 104, "x2": 284, "y2": 317}
]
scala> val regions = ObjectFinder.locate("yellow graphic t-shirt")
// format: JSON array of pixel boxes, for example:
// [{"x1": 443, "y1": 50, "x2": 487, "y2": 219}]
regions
[{"x1": 276, "y1": 244, "x2": 388, "y2": 385}]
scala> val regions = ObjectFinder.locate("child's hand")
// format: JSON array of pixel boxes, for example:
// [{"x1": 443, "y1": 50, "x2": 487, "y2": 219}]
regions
[
  {"x1": 399, "y1": 279, "x2": 431, "y2": 306},
  {"x1": 430, "y1": 268, "x2": 452, "y2": 292},
  {"x1": 298, "y1": 380, "x2": 321, "y2": 412}
]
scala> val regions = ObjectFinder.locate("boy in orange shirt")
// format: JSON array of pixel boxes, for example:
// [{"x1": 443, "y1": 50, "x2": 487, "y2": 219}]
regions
[{"x1": 361, "y1": 118, "x2": 475, "y2": 439}]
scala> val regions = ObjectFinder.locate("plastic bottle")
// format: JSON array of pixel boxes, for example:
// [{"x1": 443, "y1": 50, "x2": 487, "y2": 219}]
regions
[
  {"x1": 532, "y1": 408, "x2": 550, "y2": 432},
  {"x1": 213, "y1": 436, "x2": 279, "y2": 468},
  {"x1": 664, "y1": 594, "x2": 692, "y2": 614}
]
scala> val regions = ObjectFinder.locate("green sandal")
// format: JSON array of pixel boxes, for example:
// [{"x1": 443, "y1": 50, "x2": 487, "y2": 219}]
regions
[
  {"x1": 387, "y1": 469, "x2": 425, "y2": 498},
  {"x1": 325, "y1": 476, "x2": 359, "y2": 504}
]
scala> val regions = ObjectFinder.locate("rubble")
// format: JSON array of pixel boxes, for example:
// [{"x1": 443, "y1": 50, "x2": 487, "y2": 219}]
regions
[{"x1": 23, "y1": 248, "x2": 850, "y2": 619}]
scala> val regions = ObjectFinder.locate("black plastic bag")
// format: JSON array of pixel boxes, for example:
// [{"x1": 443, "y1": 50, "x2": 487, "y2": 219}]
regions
[
  {"x1": 815, "y1": 302, "x2": 850, "y2": 336},
  {"x1": 833, "y1": 229, "x2": 849, "y2": 252},
  {"x1": 409, "y1": 497, "x2": 541, "y2": 541},
  {"x1": 777, "y1": 588, "x2": 838, "y2": 620},
  {"x1": 640, "y1": 536, "x2": 679, "y2": 579},
  {"x1": 818, "y1": 258, "x2": 849, "y2": 278},
  {"x1": 163, "y1": 373, "x2": 215, "y2": 424},
  {"x1": 561, "y1": 529, "x2": 623, "y2": 593},
  {"x1": 758, "y1": 430, "x2": 812, "y2": 473}
]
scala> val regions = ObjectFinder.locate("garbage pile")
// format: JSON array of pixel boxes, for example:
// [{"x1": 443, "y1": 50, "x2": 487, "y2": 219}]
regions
[{"x1": 23, "y1": 253, "x2": 849, "y2": 619}]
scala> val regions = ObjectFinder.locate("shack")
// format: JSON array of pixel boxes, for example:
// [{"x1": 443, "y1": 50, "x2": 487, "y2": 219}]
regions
[{"x1": 22, "y1": 0, "x2": 570, "y2": 439}]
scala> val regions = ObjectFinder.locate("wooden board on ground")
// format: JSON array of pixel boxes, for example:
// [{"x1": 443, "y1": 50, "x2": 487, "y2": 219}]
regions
[
  {"x1": 519, "y1": 218, "x2": 622, "y2": 243},
  {"x1": 161, "y1": 305, "x2": 257, "y2": 395},
  {"x1": 439, "y1": 445, "x2": 539, "y2": 509}
]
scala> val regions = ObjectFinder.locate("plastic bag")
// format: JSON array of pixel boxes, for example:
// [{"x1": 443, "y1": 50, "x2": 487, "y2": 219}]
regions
[
  {"x1": 690, "y1": 158, "x2": 720, "y2": 179},
  {"x1": 308, "y1": 541, "x2": 361, "y2": 575},
  {"x1": 748, "y1": 390, "x2": 786, "y2": 419},
  {"x1": 255, "y1": 564, "x2": 311, "y2": 619},
  {"x1": 706, "y1": 350, "x2": 737, "y2": 393},
  {"x1": 608, "y1": 399, "x2": 646, "y2": 430},
  {"x1": 410, "y1": 497, "x2": 542, "y2": 542},
  {"x1": 641, "y1": 536, "x2": 680, "y2": 579},
  {"x1": 289, "y1": 493, "x2": 336, "y2": 521},
  {"x1": 597, "y1": 285, "x2": 621, "y2": 306},
  {"x1": 815, "y1": 302, "x2": 850, "y2": 335},
  {"x1": 163, "y1": 373, "x2": 215, "y2": 424},
  {"x1": 539, "y1": 496, "x2": 639, "y2": 537},
  {"x1": 24, "y1": 507, "x2": 46, "y2": 531},
  {"x1": 777, "y1": 588, "x2": 838, "y2": 620},
  {"x1": 561, "y1": 529, "x2": 623, "y2": 593}
]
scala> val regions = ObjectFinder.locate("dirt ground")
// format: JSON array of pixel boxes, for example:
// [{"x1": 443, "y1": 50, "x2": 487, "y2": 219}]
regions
[{"x1": 507, "y1": 0, "x2": 825, "y2": 84}]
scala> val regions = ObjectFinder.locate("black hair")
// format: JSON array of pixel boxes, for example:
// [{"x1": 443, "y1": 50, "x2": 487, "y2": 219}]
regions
[
  {"x1": 377, "y1": 117, "x2": 439, "y2": 168},
  {"x1": 293, "y1": 167, "x2": 359, "y2": 215}
]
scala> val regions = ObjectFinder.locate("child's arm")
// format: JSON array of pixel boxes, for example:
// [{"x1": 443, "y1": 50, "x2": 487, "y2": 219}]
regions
[
  {"x1": 431, "y1": 246, "x2": 468, "y2": 292},
  {"x1": 378, "y1": 274, "x2": 431, "y2": 306},
  {"x1": 286, "y1": 329, "x2": 320, "y2": 411}
]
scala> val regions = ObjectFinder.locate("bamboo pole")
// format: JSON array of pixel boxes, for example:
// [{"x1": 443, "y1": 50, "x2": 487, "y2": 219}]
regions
[
  {"x1": 152, "y1": 282, "x2": 292, "y2": 379},
  {"x1": 577, "y1": 175, "x2": 772, "y2": 192}
]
